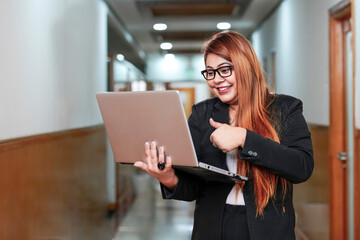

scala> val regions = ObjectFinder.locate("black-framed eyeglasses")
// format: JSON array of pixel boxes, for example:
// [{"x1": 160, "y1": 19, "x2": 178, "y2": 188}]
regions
[{"x1": 201, "y1": 66, "x2": 234, "y2": 81}]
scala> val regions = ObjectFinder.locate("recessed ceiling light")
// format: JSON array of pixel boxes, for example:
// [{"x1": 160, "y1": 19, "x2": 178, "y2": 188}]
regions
[
  {"x1": 164, "y1": 53, "x2": 175, "y2": 60},
  {"x1": 160, "y1": 42, "x2": 173, "y2": 50},
  {"x1": 116, "y1": 54, "x2": 125, "y2": 61},
  {"x1": 217, "y1": 22, "x2": 231, "y2": 30},
  {"x1": 153, "y1": 23, "x2": 167, "y2": 31}
]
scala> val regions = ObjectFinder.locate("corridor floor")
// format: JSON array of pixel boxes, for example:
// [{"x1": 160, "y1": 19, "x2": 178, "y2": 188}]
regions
[{"x1": 113, "y1": 178, "x2": 195, "y2": 240}]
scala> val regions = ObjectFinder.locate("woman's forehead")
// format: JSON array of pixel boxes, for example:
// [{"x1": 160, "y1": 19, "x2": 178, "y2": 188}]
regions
[{"x1": 205, "y1": 53, "x2": 231, "y2": 67}]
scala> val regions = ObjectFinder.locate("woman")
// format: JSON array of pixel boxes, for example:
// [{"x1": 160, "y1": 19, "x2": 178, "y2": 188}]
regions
[{"x1": 134, "y1": 31, "x2": 314, "y2": 240}]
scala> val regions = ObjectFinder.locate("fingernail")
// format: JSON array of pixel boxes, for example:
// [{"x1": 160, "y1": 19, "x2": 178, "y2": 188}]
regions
[
  {"x1": 145, "y1": 142, "x2": 149, "y2": 147},
  {"x1": 159, "y1": 146, "x2": 163, "y2": 151},
  {"x1": 166, "y1": 156, "x2": 170, "y2": 161},
  {"x1": 151, "y1": 141, "x2": 155, "y2": 146}
]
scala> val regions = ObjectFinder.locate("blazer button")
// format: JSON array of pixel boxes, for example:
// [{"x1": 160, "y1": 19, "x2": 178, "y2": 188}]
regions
[
  {"x1": 253, "y1": 152, "x2": 258, "y2": 157},
  {"x1": 248, "y1": 151, "x2": 253, "y2": 156}
]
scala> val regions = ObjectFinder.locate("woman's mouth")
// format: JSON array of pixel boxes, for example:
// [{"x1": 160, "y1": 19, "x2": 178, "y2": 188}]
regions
[{"x1": 217, "y1": 85, "x2": 232, "y2": 94}]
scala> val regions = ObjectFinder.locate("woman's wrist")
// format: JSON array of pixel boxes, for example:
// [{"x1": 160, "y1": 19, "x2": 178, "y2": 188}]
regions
[
  {"x1": 161, "y1": 174, "x2": 179, "y2": 191},
  {"x1": 236, "y1": 127, "x2": 247, "y2": 148}
]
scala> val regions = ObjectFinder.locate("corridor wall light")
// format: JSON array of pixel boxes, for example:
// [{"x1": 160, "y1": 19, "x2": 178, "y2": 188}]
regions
[
  {"x1": 116, "y1": 54, "x2": 125, "y2": 61},
  {"x1": 153, "y1": 23, "x2": 167, "y2": 31},
  {"x1": 217, "y1": 22, "x2": 231, "y2": 30},
  {"x1": 160, "y1": 42, "x2": 173, "y2": 50}
]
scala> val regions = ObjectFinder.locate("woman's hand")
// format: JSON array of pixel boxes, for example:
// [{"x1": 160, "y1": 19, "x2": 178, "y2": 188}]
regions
[
  {"x1": 134, "y1": 141, "x2": 178, "y2": 191},
  {"x1": 209, "y1": 118, "x2": 247, "y2": 153}
]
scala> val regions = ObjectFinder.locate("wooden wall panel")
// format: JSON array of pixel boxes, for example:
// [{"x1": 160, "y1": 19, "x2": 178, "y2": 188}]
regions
[
  {"x1": 294, "y1": 125, "x2": 329, "y2": 203},
  {"x1": 0, "y1": 126, "x2": 114, "y2": 240},
  {"x1": 294, "y1": 125, "x2": 329, "y2": 240}
]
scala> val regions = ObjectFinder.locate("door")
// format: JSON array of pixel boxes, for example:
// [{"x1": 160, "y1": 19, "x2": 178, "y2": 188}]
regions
[{"x1": 329, "y1": 1, "x2": 357, "y2": 239}]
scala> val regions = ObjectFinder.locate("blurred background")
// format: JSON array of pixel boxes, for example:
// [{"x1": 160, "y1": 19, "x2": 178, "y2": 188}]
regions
[{"x1": 0, "y1": 0, "x2": 359, "y2": 239}]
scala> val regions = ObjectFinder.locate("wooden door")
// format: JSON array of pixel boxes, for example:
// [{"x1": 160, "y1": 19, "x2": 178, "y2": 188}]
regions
[{"x1": 329, "y1": 1, "x2": 357, "y2": 239}]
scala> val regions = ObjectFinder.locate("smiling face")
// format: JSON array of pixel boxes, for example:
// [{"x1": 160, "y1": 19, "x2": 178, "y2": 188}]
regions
[{"x1": 205, "y1": 53, "x2": 238, "y2": 107}]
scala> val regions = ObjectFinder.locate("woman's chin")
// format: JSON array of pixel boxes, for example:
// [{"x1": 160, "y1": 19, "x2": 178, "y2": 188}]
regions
[{"x1": 219, "y1": 96, "x2": 236, "y2": 105}]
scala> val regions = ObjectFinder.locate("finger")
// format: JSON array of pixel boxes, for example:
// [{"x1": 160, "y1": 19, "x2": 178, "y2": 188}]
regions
[
  {"x1": 165, "y1": 156, "x2": 172, "y2": 169},
  {"x1": 144, "y1": 141, "x2": 150, "y2": 159},
  {"x1": 149, "y1": 141, "x2": 158, "y2": 169},
  {"x1": 158, "y1": 146, "x2": 165, "y2": 163},
  {"x1": 157, "y1": 146, "x2": 166, "y2": 170},
  {"x1": 209, "y1": 132, "x2": 215, "y2": 144},
  {"x1": 134, "y1": 161, "x2": 148, "y2": 172},
  {"x1": 210, "y1": 132, "x2": 219, "y2": 149},
  {"x1": 209, "y1": 118, "x2": 227, "y2": 129}
]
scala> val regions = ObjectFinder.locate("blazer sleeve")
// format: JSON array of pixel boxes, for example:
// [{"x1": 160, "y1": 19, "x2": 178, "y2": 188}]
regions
[
  {"x1": 160, "y1": 104, "x2": 206, "y2": 201},
  {"x1": 238, "y1": 98, "x2": 314, "y2": 183}
]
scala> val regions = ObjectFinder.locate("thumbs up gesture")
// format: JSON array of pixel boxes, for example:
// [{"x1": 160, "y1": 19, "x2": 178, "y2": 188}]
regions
[{"x1": 209, "y1": 118, "x2": 247, "y2": 153}]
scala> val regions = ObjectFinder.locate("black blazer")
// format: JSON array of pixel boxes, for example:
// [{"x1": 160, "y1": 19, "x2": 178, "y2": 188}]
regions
[{"x1": 161, "y1": 94, "x2": 314, "y2": 240}]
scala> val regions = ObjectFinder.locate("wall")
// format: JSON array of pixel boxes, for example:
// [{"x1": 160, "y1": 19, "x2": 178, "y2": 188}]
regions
[
  {"x1": 113, "y1": 59, "x2": 145, "y2": 82},
  {"x1": 146, "y1": 54, "x2": 204, "y2": 82},
  {"x1": 0, "y1": 127, "x2": 115, "y2": 240},
  {"x1": 144, "y1": 54, "x2": 210, "y2": 105},
  {"x1": 0, "y1": 0, "x2": 107, "y2": 140},
  {"x1": 293, "y1": 125, "x2": 329, "y2": 239},
  {"x1": 251, "y1": 0, "x2": 341, "y2": 126}
]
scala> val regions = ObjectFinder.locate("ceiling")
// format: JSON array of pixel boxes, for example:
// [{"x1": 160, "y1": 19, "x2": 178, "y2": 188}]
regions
[{"x1": 105, "y1": 0, "x2": 282, "y2": 72}]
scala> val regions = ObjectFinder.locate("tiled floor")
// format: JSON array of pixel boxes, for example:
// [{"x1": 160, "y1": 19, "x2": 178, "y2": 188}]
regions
[{"x1": 113, "y1": 178, "x2": 195, "y2": 240}]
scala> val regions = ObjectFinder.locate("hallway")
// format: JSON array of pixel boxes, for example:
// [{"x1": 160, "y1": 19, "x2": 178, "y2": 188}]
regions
[
  {"x1": 1, "y1": 0, "x2": 360, "y2": 239},
  {"x1": 113, "y1": 178, "x2": 194, "y2": 240}
]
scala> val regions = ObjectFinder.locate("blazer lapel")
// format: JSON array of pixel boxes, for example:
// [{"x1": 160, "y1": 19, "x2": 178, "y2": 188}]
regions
[
  {"x1": 210, "y1": 98, "x2": 229, "y2": 170},
  {"x1": 211, "y1": 98, "x2": 229, "y2": 124}
]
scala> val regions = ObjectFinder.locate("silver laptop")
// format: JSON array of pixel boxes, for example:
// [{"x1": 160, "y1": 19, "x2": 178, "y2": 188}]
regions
[{"x1": 96, "y1": 90, "x2": 247, "y2": 182}]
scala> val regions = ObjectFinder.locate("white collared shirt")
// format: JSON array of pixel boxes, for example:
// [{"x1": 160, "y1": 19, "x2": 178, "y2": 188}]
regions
[{"x1": 225, "y1": 149, "x2": 245, "y2": 205}]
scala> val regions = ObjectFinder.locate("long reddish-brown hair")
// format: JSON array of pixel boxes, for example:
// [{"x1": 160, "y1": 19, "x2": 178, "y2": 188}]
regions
[{"x1": 203, "y1": 31, "x2": 287, "y2": 216}]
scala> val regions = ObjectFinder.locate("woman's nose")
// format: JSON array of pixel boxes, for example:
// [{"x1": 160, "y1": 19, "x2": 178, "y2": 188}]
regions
[{"x1": 213, "y1": 74, "x2": 225, "y2": 84}]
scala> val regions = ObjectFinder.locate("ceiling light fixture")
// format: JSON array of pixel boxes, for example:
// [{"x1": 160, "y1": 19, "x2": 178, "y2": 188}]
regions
[
  {"x1": 164, "y1": 53, "x2": 175, "y2": 60},
  {"x1": 116, "y1": 54, "x2": 125, "y2": 61},
  {"x1": 217, "y1": 22, "x2": 231, "y2": 30},
  {"x1": 153, "y1": 23, "x2": 167, "y2": 31},
  {"x1": 160, "y1": 42, "x2": 173, "y2": 50}
]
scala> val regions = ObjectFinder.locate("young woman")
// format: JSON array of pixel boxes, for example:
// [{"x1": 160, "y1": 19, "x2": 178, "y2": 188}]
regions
[{"x1": 134, "y1": 31, "x2": 314, "y2": 240}]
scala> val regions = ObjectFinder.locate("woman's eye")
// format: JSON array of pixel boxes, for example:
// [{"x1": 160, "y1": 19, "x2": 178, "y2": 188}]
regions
[
  {"x1": 221, "y1": 68, "x2": 230, "y2": 74},
  {"x1": 207, "y1": 71, "x2": 214, "y2": 77}
]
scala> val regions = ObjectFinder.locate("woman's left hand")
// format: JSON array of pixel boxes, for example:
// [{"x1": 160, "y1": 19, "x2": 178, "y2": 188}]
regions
[
  {"x1": 209, "y1": 118, "x2": 247, "y2": 153},
  {"x1": 134, "y1": 141, "x2": 178, "y2": 190}
]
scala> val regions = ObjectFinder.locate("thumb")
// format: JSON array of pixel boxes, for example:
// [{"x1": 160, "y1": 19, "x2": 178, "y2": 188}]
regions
[{"x1": 209, "y1": 118, "x2": 227, "y2": 129}]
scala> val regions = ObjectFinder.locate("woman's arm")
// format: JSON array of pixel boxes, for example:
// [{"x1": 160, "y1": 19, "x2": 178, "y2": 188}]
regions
[{"x1": 238, "y1": 98, "x2": 314, "y2": 183}]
